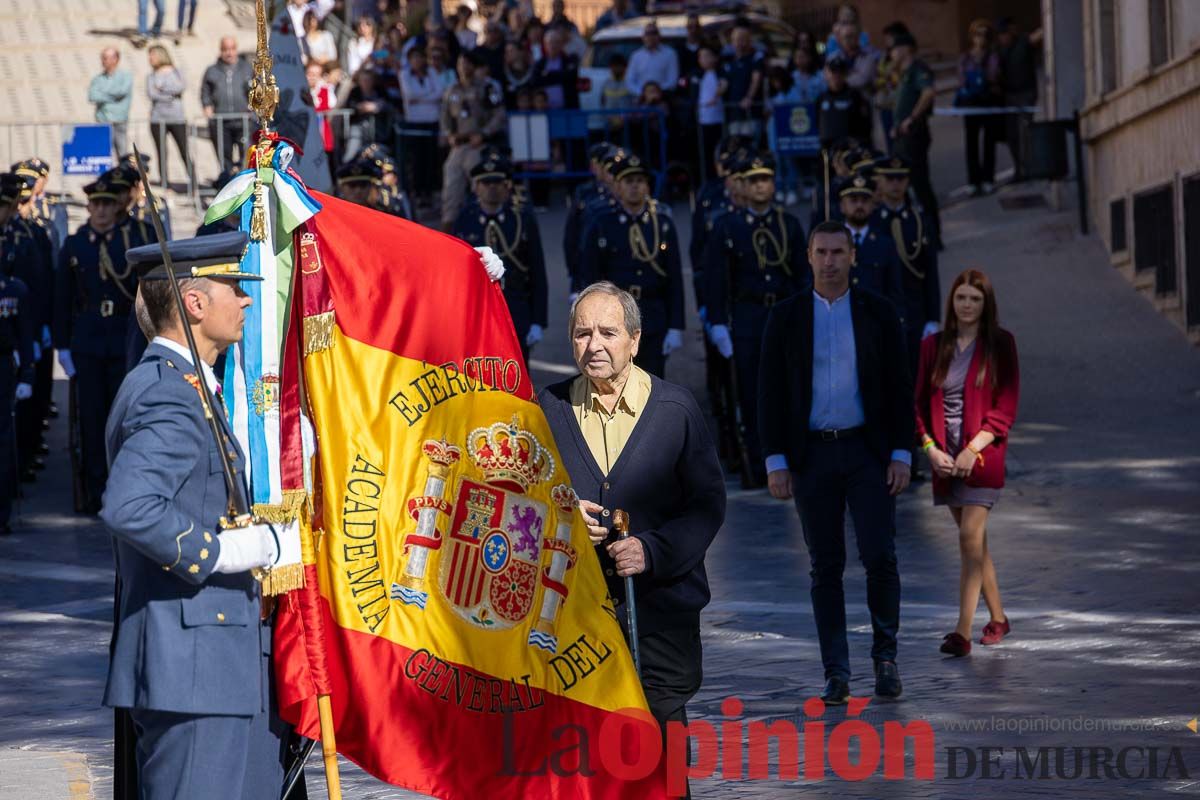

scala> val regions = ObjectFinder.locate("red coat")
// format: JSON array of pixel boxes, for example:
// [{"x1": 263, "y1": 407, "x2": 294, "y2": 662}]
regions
[{"x1": 914, "y1": 329, "x2": 1019, "y2": 491}]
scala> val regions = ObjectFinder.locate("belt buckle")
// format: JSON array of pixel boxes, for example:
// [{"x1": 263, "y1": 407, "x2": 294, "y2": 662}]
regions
[
  {"x1": 99, "y1": 299, "x2": 114, "y2": 318},
  {"x1": 628, "y1": 284, "x2": 642, "y2": 300},
  {"x1": 821, "y1": 429, "x2": 838, "y2": 441},
  {"x1": 763, "y1": 292, "x2": 777, "y2": 307}
]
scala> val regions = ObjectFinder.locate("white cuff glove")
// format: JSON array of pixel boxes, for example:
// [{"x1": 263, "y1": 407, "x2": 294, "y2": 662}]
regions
[
  {"x1": 15, "y1": 383, "x2": 33, "y2": 401},
  {"x1": 474, "y1": 246, "x2": 505, "y2": 282},
  {"x1": 525, "y1": 324, "x2": 543, "y2": 347},
  {"x1": 213, "y1": 523, "x2": 279, "y2": 574},
  {"x1": 662, "y1": 328, "x2": 683, "y2": 356},
  {"x1": 922, "y1": 321, "x2": 939, "y2": 338},
  {"x1": 58, "y1": 349, "x2": 76, "y2": 378},
  {"x1": 709, "y1": 324, "x2": 733, "y2": 359}
]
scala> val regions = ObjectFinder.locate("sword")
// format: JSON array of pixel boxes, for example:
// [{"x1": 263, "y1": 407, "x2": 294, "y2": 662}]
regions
[
  {"x1": 611, "y1": 509, "x2": 641, "y2": 677},
  {"x1": 128, "y1": 144, "x2": 253, "y2": 527}
]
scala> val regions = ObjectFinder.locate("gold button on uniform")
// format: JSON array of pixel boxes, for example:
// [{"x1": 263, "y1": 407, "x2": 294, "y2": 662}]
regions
[{"x1": 216, "y1": 612, "x2": 226, "y2": 622}]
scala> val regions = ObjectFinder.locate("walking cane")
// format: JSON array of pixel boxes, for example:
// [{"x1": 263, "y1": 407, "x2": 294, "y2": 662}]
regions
[{"x1": 611, "y1": 510, "x2": 641, "y2": 677}]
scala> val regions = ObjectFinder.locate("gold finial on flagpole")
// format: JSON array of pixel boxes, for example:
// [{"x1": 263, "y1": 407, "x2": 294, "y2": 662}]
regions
[{"x1": 247, "y1": 0, "x2": 279, "y2": 132}]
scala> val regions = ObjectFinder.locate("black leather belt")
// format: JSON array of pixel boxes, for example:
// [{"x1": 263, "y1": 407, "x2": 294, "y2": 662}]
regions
[
  {"x1": 807, "y1": 426, "x2": 864, "y2": 442},
  {"x1": 87, "y1": 299, "x2": 131, "y2": 318}
]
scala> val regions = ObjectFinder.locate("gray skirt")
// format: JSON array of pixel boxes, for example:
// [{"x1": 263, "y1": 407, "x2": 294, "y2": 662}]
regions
[{"x1": 933, "y1": 479, "x2": 1001, "y2": 509}]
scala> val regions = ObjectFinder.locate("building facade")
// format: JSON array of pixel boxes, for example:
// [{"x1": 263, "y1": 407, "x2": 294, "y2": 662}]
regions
[{"x1": 1078, "y1": 0, "x2": 1200, "y2": 341}]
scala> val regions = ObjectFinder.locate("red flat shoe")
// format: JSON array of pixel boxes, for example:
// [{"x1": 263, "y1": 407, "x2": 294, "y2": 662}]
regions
[
  {"x1": 940, "y1": 632, "x2": 971, "y2": 657},
  {"x1": 980, "y1": 617, "x2": 1011, "y2": 645}
]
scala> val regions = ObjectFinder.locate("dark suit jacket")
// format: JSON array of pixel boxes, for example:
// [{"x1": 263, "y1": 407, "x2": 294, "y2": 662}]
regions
[
  {"x1": 530, "y1": 52, "x2": 580, "y2": 109},
  {"x1": 757, "y1": 287, "x2": 915, "y2": 472}
]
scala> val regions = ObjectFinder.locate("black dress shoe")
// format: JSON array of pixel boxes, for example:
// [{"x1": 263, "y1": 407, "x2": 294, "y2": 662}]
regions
[
  {"x1": 820, "y1": 677, "x2": 850, "y2": 705},
  {"x1": 874, "y1": 660, "x2": 903, "y2": 698}
]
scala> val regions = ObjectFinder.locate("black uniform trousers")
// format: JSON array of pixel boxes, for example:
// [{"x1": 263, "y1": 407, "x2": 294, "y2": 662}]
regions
[
  {"x1": 0, "y1": 356, "x2": 14, "y2": 527},
  {"x1": 76, "y1": 352, "x2": 127, "y2": 504},
  {"x1": 731, "y1": 302, "x2": 771, "y2": 481},
  {"x1": 893, "y1": 129, "x2": 941, "y2": 247},
  {"x1": 791, "y1": 436, "x2": 900, "y2": 681}
]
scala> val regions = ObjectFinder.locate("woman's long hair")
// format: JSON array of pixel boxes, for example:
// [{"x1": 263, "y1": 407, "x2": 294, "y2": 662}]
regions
[{"x1": 932, "y1": 268, "x2": 1000, "y2": 389}]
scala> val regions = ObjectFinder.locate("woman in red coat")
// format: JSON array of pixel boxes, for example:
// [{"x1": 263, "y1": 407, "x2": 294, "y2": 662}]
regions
[{"x1": 914, "y1": 269, "x2": 1019, "y2": 657}]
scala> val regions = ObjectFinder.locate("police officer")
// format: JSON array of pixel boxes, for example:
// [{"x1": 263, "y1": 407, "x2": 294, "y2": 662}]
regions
[
  {"x1": 7, "y1": 172, "x2": 55, "y2": 481},
  {"x1": 453, "y1": 155, "x2": 548, "y2": 365},
  {"x1": 691, "y1": 139, "x2": 752, "y2": 314},
  {"x1": 102, "y1": 230, "x2": 287, "y2": 799},
  {"x1": 576, "y1": 151, "x2": 684, "y2": 378},
  {"x1": 53, "y1": 173, "x2": 141, "y2": 513},
  {"x1": 117, "y1": 153, "x2": 171, "y2": 242},
  {"x1": 562, "y1": 142, "x2": 614, "y2": 283},
  {"x1": 837, "y1": 173, "x2": 906, "y2": 324},
  {"x1": 336, "y1": 158, "x2": 385, "y2": 210},
  {"x1": 0, "y1": 173, "x2": 36, "y2": 533},
  {"x1": 439, "y1": 49, "x2": 507, "y2": 231},
  {"x1": 704, "y1": 152, "x2": 808, "y2": 487},
  {"x1": 872, "y1": 154, "x2": 940, "y2": 357},
  {"x1": 360, "y1": 143, "x2": 413, "y2": 220}
]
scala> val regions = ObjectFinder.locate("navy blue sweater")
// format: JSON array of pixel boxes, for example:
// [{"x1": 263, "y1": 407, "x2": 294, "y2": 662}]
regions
[{"x1": 539, "y1": 374, "x2": 726, "y2": 633}]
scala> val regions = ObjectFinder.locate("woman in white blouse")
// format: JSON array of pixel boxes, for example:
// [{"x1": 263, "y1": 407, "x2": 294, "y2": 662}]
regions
[
  {"x1": 302, "y1": 10, "x2": 338, "y2": 67},
  {"x1": 345, "y1": 16, "x2": 378, "y2": 77}
]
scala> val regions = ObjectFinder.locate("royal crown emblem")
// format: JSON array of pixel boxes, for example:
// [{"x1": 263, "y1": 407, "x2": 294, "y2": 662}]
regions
[{"x1": 466, "y1": 416, "x2": 555, "y2": 493}]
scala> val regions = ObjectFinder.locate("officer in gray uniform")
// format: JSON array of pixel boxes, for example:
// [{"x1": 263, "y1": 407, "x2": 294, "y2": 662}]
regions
[{"x1": 101, "y1": 230, "x2": 288, "y2": 799}]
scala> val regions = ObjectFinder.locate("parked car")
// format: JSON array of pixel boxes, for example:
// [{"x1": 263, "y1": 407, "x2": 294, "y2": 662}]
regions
[{"x1": 579, "y1": 12, "x2": 796, "y2": 111}]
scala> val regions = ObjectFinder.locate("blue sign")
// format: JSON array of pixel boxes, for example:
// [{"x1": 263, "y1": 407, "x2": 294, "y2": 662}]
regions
[
  {"x1": 773, "y1": 103, "x2": 820, "y2": 157},
  {"x1": 62, "y1": 124, "x2": 114, "y2": 176}
]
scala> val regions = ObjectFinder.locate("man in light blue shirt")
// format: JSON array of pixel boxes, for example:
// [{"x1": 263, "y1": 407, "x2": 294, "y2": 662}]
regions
[
  {"x1": 88, "y1": 48, "x2": 133, "y2": 156},
  {"x1": 758, "y1": 220, "x2": 914, "y2": 706},
  {"x1": 625, "y1": 22, "x2": 680, "y2": 97}
]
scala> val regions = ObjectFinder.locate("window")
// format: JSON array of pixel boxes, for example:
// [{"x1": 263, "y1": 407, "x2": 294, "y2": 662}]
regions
[
  {"x1": 1098, "y1": 0, "x2": 1118, "y2": 94},
  {"x1": 1110, "y1": 198, "x2": 1127, "y2": 254},
  {"x1": 1185, "y1": 177, "x2": 1200, "y2": 326},
  {"x1": 1149, "y1": 0, "x2": 1170, "y2": 68},
  {"x1": 1133, "y1": 185, "x2": 1176, "y2": 295}
]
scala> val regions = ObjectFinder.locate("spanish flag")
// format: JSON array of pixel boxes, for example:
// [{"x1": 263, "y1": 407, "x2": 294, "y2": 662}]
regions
[{"x1": 274, "y1": 195, "x2": 666, "y2": 798}]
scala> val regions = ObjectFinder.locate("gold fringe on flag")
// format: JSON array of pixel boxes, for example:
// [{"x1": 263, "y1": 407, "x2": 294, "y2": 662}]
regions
[
  {"x1": 253, "y1": 489, "x2": 308, "y2": 523},
  {"x1": 259, "y1": 561, "x2": 305, "y2": 595},
  {"x1": 250, "y1": 179, "x2": 268, "y2": 242},
  {"x1": 304, "y1": 312, "x2": 335, "y2": 355}
]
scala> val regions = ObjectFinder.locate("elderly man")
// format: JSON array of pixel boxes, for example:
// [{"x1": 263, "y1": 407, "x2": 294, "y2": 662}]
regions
[
  {"x1": 626, "y1": 22, "x2": 680, "y2": 97},
  {"x1": 201, "y1": 37, "x2": 254, "y2": 173},
  {"x1": 539, "y1": 282, "x2": 725, "y2": 751},
  {"x1": 89, "y1": 48, "x2": 132, "y2": 156}
]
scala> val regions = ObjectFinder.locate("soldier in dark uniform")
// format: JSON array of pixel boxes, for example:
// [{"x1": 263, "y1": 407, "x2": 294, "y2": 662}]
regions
[
  {"x1": 691, "y1": 139, "x2": 753, "y2": 314},
  {"x1": 704, "y1": 152, "x2": 808, "y2": 487},
  {"x1": 119, "y1": 153, "x2": 172, "y2": 241},
  {"x1": 13, "y1": 158, "x2": 68, "y2": 254},
  {"x1": 871, "y1": 154, "x2": 940, "y2": 355},
  {"x1": 0, "y1": 173, "x2": 36, "y2": 533},
  {"x1": 452, "y1": 155, "x2": 548, "y2": 366},
  {"x1": 7, "y1": 172, "x2": 56, "y2": 481},
  {"x1": 336, "y1": 158, "x2": 386, "y2": 211},
  {"x1": 53, "y1": 174, "x2": 141, "y2": 513},
  {"x1": 576, "y1": 151, "x2": 684, "y2": 378},
  {"x1": 360, "y1": 144, "x2": 413, "y2": 220},
  {"x1": 837, "y1": 173, "x2": 906, "y2": 324},
  {"x1": 562, "y1": 142, "x2": 614, "y2": 285}
]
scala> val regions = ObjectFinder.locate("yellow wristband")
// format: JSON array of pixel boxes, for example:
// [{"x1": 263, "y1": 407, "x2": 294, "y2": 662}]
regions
[{"x1": 921, "y1": 439, "x2": 935, "y2": 451}]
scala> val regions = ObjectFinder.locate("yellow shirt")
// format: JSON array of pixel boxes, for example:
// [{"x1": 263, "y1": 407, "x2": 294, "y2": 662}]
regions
[{"x1": 569, "y1": 365, "x2": 653, "y2": 475}]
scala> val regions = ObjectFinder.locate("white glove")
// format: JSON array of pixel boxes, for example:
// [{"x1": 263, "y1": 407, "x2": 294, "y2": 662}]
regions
[
  {"x1": 213, "y1": 523, "x2": 279, "y2": 574},
  {"x1": 922, "y1": 321, "x2": 939, "y2": 338},
  {"x1": 474, "y1": 246, "x2": 505, "y2": 282},
  {"x1": 32, "y1": 342, "x2": 42, "y2": 362},
  {"x1": 525, "y1": 324, "x2": 543, "y2": 347},
  {"x1": 57, "y1": 349, "x2": 76, "y2": 378},
  {"x1": 15, "y1": 383, "x2": 32, "y2": 401},
  {"x1": 662, "y1": 328, "x2": 683, "y2": 356},
  {"x1": 709, "y1": 324, "x2": 733, "y2": 359}
]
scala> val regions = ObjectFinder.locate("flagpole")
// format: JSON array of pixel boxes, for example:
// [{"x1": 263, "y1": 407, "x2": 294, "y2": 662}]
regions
[{"x1": 247, "y1": 1, "x2": 342, "y2": 797}]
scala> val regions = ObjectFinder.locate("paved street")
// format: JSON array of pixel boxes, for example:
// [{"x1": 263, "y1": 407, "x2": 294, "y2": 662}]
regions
[{"x1": 3, "y1": 119, "x2": 1200, "y2": 798}]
